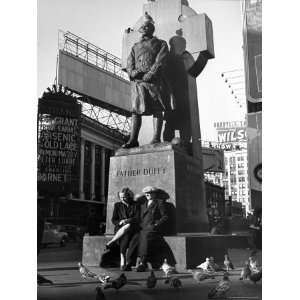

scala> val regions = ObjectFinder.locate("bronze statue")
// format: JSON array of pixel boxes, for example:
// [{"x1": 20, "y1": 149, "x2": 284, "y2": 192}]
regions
[{"x1": 122, "y1": 13, "x2": 173, "y2": 149}]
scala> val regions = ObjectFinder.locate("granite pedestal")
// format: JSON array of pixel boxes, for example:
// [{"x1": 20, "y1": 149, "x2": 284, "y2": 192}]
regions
[{"x1": 105, "y1": 143, "x2": 208, "y2": 235}]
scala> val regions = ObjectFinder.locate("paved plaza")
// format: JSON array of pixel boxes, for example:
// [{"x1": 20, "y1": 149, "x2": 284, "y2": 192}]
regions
[{"x1": 38, "y1": 243, "x2": 261, "y2": 300}]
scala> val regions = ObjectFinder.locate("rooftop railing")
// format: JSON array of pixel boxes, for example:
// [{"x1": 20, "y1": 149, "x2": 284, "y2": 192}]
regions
[{"x1": 58, "y1": 30, "x2": 129, "y2": 81}]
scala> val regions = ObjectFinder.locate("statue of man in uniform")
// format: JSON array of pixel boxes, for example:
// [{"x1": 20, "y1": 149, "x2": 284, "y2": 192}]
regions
[{"x1": 122, "y1": 13, "x2": 173, "y2": 149}]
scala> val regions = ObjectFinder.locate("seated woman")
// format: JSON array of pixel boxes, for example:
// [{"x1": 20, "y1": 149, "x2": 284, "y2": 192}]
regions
[{"x1": 106, "y1": 187, "x2": 140, "y2": 270}]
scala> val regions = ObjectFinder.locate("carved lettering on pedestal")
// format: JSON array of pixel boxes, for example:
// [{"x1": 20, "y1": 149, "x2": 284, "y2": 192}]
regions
[{"x1": 113, "y1": 167, "x2": 167, "y2": 177}]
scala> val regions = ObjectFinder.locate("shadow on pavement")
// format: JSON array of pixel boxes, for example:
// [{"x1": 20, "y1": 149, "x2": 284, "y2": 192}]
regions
[{"x1": 38, "y1": 266, "x2": 78, "y2": 272}]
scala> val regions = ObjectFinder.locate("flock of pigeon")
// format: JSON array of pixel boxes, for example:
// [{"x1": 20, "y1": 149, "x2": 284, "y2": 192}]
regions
[{"x1": 78, "y1": 254, "x2": 262, "y2": 299}]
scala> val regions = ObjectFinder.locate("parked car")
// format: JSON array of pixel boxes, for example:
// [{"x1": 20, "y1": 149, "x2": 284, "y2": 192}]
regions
[
  {"x1": 58, "y1": 225, "x2": 85, "y2": 242},
  {"x1": 42, "y1": 222, "x2": 68, "y2": 248}
]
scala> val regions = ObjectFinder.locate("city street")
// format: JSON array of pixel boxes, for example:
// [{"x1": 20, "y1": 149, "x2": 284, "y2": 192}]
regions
[{"x1": 38, "y1": 243, "x2": 261, "y2": 300}]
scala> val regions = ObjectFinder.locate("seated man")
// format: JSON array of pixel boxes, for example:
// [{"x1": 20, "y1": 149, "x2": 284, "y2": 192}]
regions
[
  {"x1": 135, "y1": 186, "x2": 169, "y2": 272},
  {"x1": 106, "y1": 187, "x2": 140, "y2": 270}
]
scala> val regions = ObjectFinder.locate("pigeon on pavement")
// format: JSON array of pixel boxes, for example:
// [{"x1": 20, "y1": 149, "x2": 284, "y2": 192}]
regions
[
  {"x1": 208, "y1": 272, "x2": 231, "y2": 299},
  {"x1": 98, "y1": 274, "x2": 111, "y2": 284},
  {"x1": 95, "y1": 286, "x2": 106, "y2": 300},
  {"x1": 169, "y1": 277, "x2": 182, "y2": 289},
  {"x1": 209, "y1": 257, "x2": 222, "y2": 271},
  {"x1": 78, "y1": 262, "x2": 98, "y2": 279},
  {"x1": 249, "y1": 270, "x2": 262, "y2": 284},
  {"x1": 103, "y1": 273, "x2": 127, "y2": 290},
  {"x1": 146, "y1": 270, "x2": 157, "y2": 288},
  {"x1": 224, "y1": 254, "x2": 234, "y2": 272},
  {"x1": 161, "y1": 258, "x2": 176, "y2": 278},
  {"x1": 249, "y1": 256, "x2": 260, "y2": 273},
  {"x1": 239, "y1": 261, "x2": 251, "y2": 280},
  {"x1": 197, "y1": 257, "x2": 214, "y2": 272}
]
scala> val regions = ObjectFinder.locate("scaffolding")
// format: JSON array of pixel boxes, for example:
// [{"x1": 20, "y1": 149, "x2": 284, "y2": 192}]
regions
[
  {"x1": 56, "y1": 31, "x2": 131, "y2": 136},
  {"x1": 58, "y1": 30, "x2": 128, "y2": 81}
]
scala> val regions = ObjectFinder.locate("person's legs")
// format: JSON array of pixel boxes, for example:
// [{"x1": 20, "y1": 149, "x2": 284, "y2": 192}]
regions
[
  {"x1": 122, "y1": 113, "x2": 142, "y2": 148},
  {"x1": 119, "y1": 231, "x2": 132, "y2": 269},
  {"x1": 150, "y1": 112, "x2": 163, "y2": 144},
  {"x1": 137, "y1": 230, "x2": 157, "y2": 270},
  {"x1": 125, "y1": 232, "x2": 140, "y2": 270},
  {"x1": 107, "y1": 223, "x2": 131, "y2": 247}
]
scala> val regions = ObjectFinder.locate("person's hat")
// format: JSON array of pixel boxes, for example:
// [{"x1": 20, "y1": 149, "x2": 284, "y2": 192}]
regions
[
  {"x1": 143, "y1": 12, "x2": 155, "y2": 25},
  {"x1": 142, "y1": 186, "x2": 158, "y2": 194}
]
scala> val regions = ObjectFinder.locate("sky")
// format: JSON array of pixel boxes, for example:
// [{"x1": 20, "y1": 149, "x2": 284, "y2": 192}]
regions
[{"x1": 38, "y1": 0, "x2": 246, "y2": 142}]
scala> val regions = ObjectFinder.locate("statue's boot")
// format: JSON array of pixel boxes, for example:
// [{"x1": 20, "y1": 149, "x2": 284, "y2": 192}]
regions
[
  {"x1": 149, "y1": 115, "x2": 163, "y2": 144},
  {"x1": 122, "y1": 114, "x2": 141, "y2": 148}
]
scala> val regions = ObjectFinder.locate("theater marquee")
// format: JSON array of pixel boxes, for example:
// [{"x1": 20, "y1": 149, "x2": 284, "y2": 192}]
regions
[{"x1": 37, "y1": 90, "x2": 81, "y2": 196}]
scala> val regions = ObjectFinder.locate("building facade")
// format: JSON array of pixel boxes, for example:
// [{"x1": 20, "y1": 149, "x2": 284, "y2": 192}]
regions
[
  {"x1": 223, "y1": 149, "x2": 249, "y2": 214},
  {"x1": 38, "y1": 100, "x2": 127, "y2": 226}
]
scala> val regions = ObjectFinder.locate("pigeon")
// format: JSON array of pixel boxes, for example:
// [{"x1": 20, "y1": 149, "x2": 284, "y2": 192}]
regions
[
  {"x1": 103, "y1": 273, "x2": 127, "y2": 290},
  {"x1": 95, "y1": 286, "x2": 106, "y2": 300},
  {"x1": 161, "y1": 258, "x2": 176, "y2": 278},
  {"x1": 37, "y1": 274, "x2": 53, "y2": 285},
  {"x1": 209, "y1": 257, "x2": 222, "y2": 271},
  {"x1": 249, "y1": 270, "x2": 262, "y2": 284},
  {"x1": 98, "y1": 274, "x2": 111, "y2": 284},
  {"x1": 188, "y1": 269, "x2": 214, "y2": 283},
  {"x1": 146, "y1": 270, "x2": 157, "y2": 288},
  {"x1": 196, "y1": 258, "x2": 213, "y2": 271},
  {"x1": 249, "y1": 256, "x2": 260, "y2": 273},
  {"x1": 224, "y1": 254, "x2": 234, "y2": 272},
  {"x1": 78, "y1": 262, "x2": 98, "y2": 279},
  {"x1": 208, "y1": 272, "x2": 231, "y2": 299},
  {"x1": 169, "y1": 277, "x2": 182, "y2": 289},
  {"x1": 239, "y1": 261, "x2": 251, "y2": 280}
]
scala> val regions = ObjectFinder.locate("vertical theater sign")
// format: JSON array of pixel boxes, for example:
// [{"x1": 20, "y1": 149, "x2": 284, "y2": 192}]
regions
[
  {"x1": 243, "y1": 0, "x2": 262, "y2": 208},
  {"x1": 37, "y1": 87, "x2": 81, "y2": 196}
]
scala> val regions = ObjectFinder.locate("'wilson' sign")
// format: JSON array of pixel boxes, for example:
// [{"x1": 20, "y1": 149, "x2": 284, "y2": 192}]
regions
[{"x1": 217, "y1": 128, "x2": 247, "y2": 143}]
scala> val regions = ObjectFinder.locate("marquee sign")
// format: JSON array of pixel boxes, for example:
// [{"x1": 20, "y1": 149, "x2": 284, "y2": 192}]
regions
[{"x1": 37, "y1": 90, "x2": 81, "y2": 196}]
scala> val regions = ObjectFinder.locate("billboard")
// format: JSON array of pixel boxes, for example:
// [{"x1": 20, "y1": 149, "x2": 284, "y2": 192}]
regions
[
  {"x1": 58, "y1": 50, "x2": 131, "y2": 116},
  {"x1": 214, "y1": 120, "x2": 247, "y2": 149},
  {"x1": 243, "y1": 0, "x2": 262, "y2": 104}
]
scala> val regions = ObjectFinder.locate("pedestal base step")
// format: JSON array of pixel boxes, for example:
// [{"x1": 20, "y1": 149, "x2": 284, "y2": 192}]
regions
[{"x1": 82, "y1": 233, "x2": 252, "y2": 272}]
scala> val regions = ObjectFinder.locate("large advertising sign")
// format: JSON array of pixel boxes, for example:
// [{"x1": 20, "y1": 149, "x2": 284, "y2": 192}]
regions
[
  {"x1": 243, "y1": 0, "x2": 262, "y2": 104},
  {"x1": 37, "y1": 92, "x2": 81, "y2": 196},
  {"x1": 58, "y1": 50, "x2": 131, "y2": 116},
  {"x1": 214, "y1": 121, "x2": 247, "y2": 150}
]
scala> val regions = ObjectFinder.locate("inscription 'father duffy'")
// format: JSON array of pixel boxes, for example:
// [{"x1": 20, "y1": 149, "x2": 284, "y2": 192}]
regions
[{"x1": 114, "y1": 167, "x2": 167, "y2": 177}]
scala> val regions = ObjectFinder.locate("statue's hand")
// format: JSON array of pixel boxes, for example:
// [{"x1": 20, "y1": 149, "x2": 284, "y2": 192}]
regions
[
  {"x1": 142, "y1": 71, "x2": 154, "y2": 82},
  {"x1": 130, "y1": 70, "x2": 143, "y2": 80}
]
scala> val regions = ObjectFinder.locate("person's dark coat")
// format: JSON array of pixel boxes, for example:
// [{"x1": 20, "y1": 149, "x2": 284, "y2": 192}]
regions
[
  {"x1": 139, "y1": 199, "x2": 168, "y2": 232},
  {"x1": 127, "y1": 36, "x2": 174, "y2": 115},
  {"x1": 111, "y1": 201, "x2": 140, "y2": 256},
  {"x1": 111, "y1": 201, "x2": 140, "y2": 232},
  {"x1": 138, "y1": 199, "x2": 169, "y2": 264}
]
